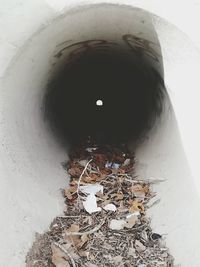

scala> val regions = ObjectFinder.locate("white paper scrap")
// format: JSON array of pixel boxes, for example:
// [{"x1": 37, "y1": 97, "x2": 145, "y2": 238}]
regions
[
  {"x1": 80, "y1": 184, "x2": 103, "y2": 195},
  {"x1": 103, "y1": 203, "x2": 117, "y2": 212},
  {"x1": 82, "y1": 193, "x2": 101, "y2": 214}
]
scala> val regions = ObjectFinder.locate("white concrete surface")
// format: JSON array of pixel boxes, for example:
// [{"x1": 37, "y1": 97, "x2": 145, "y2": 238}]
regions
[{"x1": 0, "y1": 1, "x2": 200, "y2": 266}]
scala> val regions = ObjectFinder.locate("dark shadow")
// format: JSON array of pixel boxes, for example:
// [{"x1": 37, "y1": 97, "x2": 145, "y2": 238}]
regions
[{"x1": 44, "y1": 16, "x2": 165, "y2": 147}]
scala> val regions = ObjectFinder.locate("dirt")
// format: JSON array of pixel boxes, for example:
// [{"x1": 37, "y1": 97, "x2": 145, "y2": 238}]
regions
[{"x1": 26, "y1": 233, "x2": 53, "y2": 267}]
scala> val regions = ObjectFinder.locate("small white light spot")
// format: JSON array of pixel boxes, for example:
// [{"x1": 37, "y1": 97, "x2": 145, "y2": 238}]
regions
[{"x1": 96, "y1": 99, "x2": 103, "y2": 106}]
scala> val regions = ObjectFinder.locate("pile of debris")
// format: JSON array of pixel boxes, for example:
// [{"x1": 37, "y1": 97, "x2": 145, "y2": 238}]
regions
[{"x1": 26, "y1": 144, "x2": 174, "y2": 267}]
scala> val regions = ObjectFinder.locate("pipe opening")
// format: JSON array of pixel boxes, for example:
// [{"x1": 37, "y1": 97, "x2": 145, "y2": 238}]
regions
[
  {"x1": 44, "y1": 38, "x2": 165, "y2": 147},
  {"x1": 96, "y1": 99, "x2": 103, "y2": 106}
]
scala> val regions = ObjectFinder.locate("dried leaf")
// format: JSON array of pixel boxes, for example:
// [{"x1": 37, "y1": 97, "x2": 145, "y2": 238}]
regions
[
  {"x1": 72, "y1": 233, "x2": 90, "y2": 249},
  {"x1": 78, "y1": 250, "x2": 89, "y2": 257},
  {"x1": 89, "y1": 253, "x2": 95, "y2": 260},
  {"x1": 68, "y1": 166, "x2": 83, "y2": 177},
  {"x1": 100, "y1": 168, "x2": 112, "y2": 175},
  {"x1": 116, "y1": 193, "x2": 124, "y2": 200},
  {"x1": 112, "y1": 168, "x2": 125, "y2": 175},
  {"x1": 110, "y1": 193, "x2": 124, "y2": 200},
  {"x1": 125, "y1": 215, "x2": 138, "y2": 228},
  {"x1": 66, "y1": 224, "x2": 80, "y2": 233},
  {"x1": 128, "y1": 199, "x2": 145, "y2": 213},
  {"x1": 68, "y1": 185, "x2": 78, "y2": 193},
  {"x1": 135, "y1": 240, "x2": 146, "y2": 252},
  {"x1": 81, "y1": 233, "x2": 89, "y2": 244},
  {"x1": 130, "y1": 184, "x2": 147, "y2": 199},
  {"x1": 128, "y1": 247, "x2": 136, "y2": 256},
  {"x1": 93, "y1": 153, "x2": 108, "y2": 167},
  {"x1": 64, "y1": 188, "x2": 73, "y2": 200},
  {"x1": 51, "y1": 244, "x2": 70, "y2": 267},
  {"x1": 82, "y1": 173, "x2": 102, "y2": 183},
  {"x1": 64, "y1": 224, "x2": 81, "y2": 247},
  {"x1": 118, "y1": 201, "x2": 128, "y2": 213},
  {"x1": 109, "y1": 219, "x2": 126, "y2": 230},
  {"x1": 80, "y1": 251, "x2": 95, "y2": 260},
  {"x1": 96, "y1": 191, "x2": 107, "y2": 200},
  {"x1": 78, "y1": 160, "x2": 88, "y2": 167}
]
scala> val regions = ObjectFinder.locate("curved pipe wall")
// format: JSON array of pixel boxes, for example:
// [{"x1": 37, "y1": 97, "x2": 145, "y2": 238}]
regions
[{"x1": 0, "y1": 2, "x2": 200, "y2": 267}]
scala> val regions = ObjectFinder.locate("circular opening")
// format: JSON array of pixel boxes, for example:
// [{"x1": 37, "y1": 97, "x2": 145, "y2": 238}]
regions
[
  {"x1": 44, "y1": 43, "x2": 164, "y2": 146},
  {"x1": 96, "y1": 99, "x2": 103, "y2": 106}
]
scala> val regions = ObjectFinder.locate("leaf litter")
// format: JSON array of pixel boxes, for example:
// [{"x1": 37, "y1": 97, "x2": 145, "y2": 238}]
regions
[{"x1": 26, "y1": 143, "x2": 174, "y2": 267}]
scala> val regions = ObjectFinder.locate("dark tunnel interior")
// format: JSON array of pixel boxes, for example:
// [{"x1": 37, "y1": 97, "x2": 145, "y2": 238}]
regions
[{"x1": 44, "y1": 46, "x2": 164, "y2": 147}]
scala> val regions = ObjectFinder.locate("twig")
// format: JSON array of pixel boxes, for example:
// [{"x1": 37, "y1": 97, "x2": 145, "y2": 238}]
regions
[
  {"x1": 54, "y1": 242, "x2": 76, "y2": 267},
  {"x1": 57, "y1": 215, "x2": 88, "y2": 218},
  {"x1": 124, "y1": 177, "x2": 166, "y2": 184},
  {"x1": 65, "y1": 219, "x2": 105, "y2": 236},
  {"x1": 77, "y1": 159, "x2": 92, "y2": 194},
  {"x1": 147, "y1": 198, "x2": 161, "y2": 209}
]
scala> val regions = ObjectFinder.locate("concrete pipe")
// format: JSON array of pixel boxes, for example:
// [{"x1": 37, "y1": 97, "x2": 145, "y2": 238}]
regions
[{"x1": 0, "y1": 1, "x2": 200, "y2": 266}]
